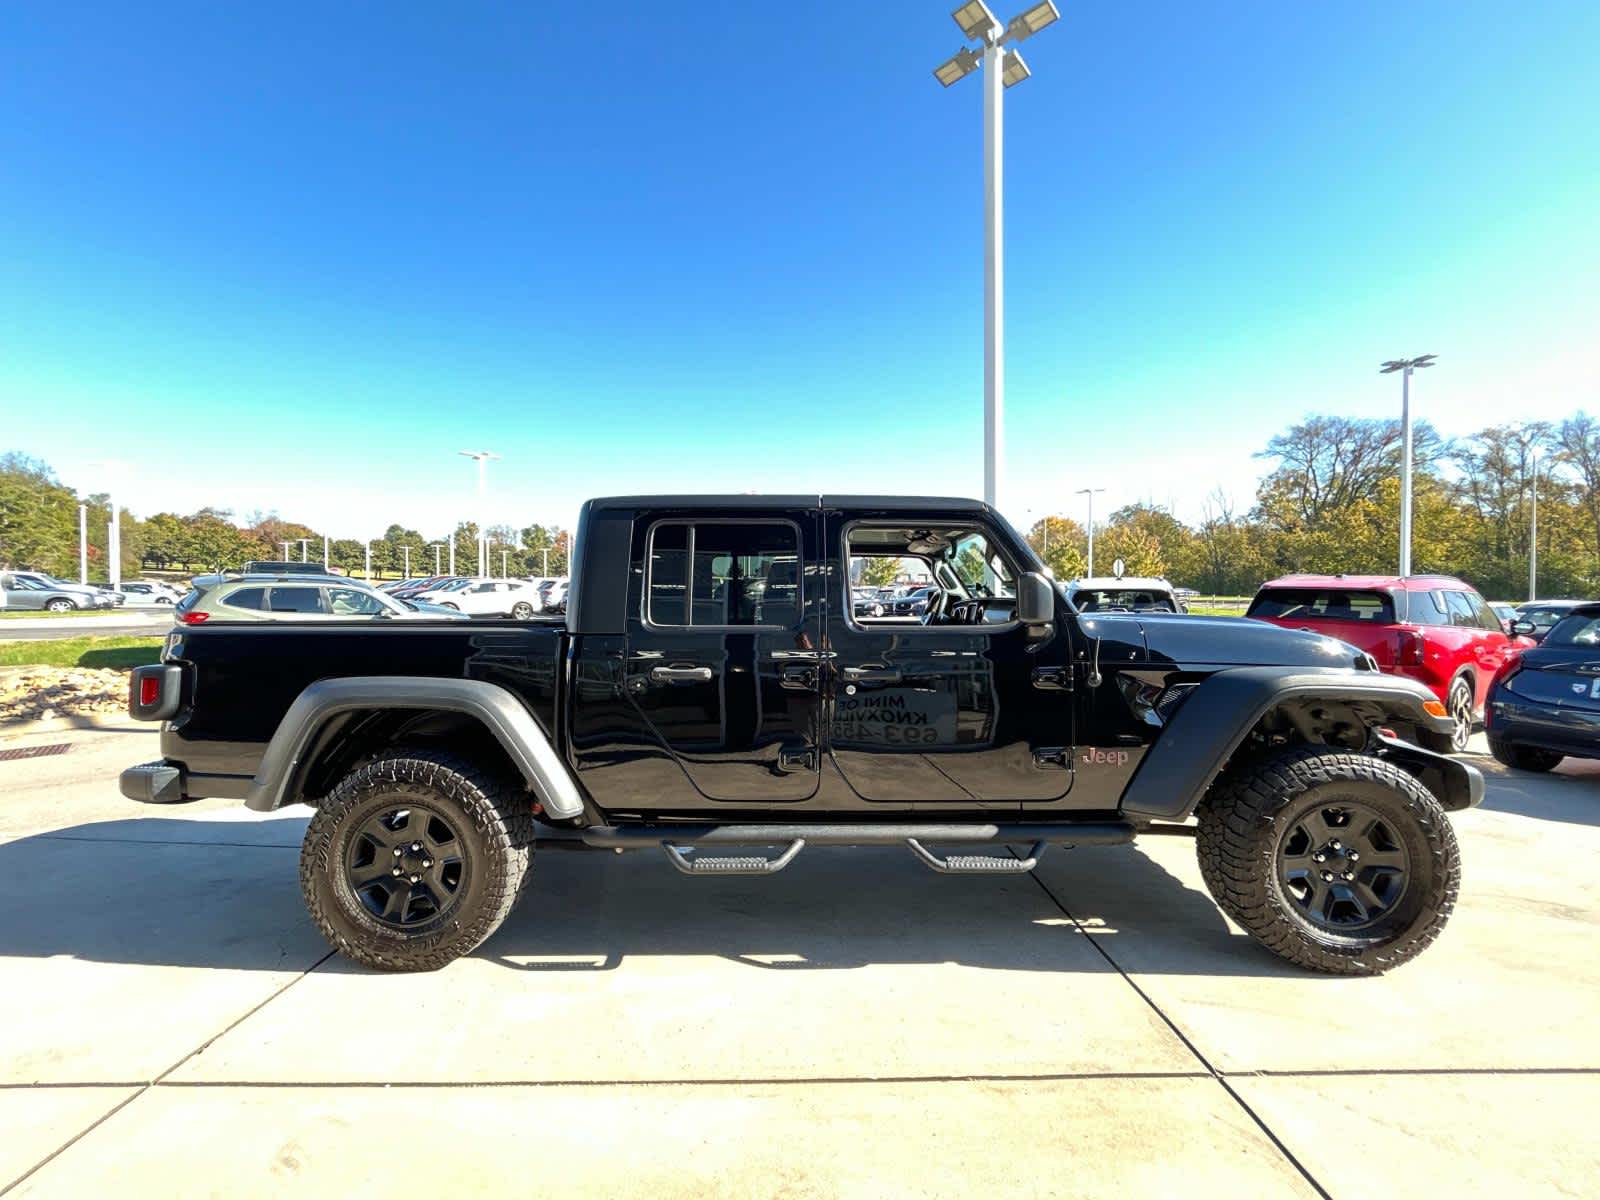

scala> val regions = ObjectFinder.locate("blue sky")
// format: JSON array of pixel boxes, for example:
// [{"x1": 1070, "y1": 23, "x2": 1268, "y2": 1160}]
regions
[{"x1": 3, "y1": 1, "x2": 1598, "y2": 538}]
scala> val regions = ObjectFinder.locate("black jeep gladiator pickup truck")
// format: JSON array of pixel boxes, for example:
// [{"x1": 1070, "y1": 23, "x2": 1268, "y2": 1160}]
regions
[{"x1": 122, "y1": 495, "x2": 1480, "y2": 974}]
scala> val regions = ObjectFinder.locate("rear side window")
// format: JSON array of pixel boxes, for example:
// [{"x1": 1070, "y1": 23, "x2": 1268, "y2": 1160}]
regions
[
  {"x1": 1247, "y1": 588, "x2": 1395, "y2": 623},
  {"x1": 267, "y1": 587, "x2": 326, "y2": 614},
  {"x1": 647, "y1": 521, "x2": 800, "y2": 628},
  {"x1": 224, "y1": 587, "x2": 266, "y2": 611}
]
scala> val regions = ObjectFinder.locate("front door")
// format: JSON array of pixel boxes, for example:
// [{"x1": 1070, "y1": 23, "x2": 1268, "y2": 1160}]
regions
[
  {"x1": 619, "y1": 511, "x2": 824, "y2": 807},
  {"x1": 821, "y1": 511, "x2": 1076, "y2": 811}
]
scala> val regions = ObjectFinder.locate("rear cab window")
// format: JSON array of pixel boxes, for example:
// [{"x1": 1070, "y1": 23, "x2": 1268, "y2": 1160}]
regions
[
  {"x1": 1247, "y1": 588, "x2": 1395, "y2": 623},
  {"x1": 647, "y1": 521, "x2": 801, "y2": 629},
  {"x1": 1545, "y1": 612, "x2": 1600, "y2": 646}
]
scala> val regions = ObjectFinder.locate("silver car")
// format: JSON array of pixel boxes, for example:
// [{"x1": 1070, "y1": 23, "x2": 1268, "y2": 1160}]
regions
[
  {"x1": 0, "y1": 570, "x2": 115, "y2": 612},
  {"x1": 176, "y1": 576, "x2": 470, "y2": 624}
]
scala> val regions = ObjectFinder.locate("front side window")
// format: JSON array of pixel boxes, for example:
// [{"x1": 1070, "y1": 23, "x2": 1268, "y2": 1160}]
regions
[
  {"x1": 647, "y1": 522, "x2": 800, "y2": 628},
  {"x1": 950, "y1": 532, "x2": 1016, "y2": 599},
  {"x1": 327, "y1": 587, "x2": 387, "y2": 616},
  {"x1": 1444, "y1": 591, "x2": 1481, "y2": 629}
]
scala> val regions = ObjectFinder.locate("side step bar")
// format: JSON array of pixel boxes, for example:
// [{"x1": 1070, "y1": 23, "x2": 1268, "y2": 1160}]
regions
[{"x1": 579, "y1": 822, "x2": 1136, "y2": 878}]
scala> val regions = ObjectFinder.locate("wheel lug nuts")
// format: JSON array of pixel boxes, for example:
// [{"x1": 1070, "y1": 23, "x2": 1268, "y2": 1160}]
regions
[
  {"x1": 1321, "y1": 871, "x2": 1334, "y2": 882},
  {"x1": 1330, "y1": 840, "x2": 1342, "y2": 850},
  {"x1": 411, "y1": 842, "x2": 422, "y2": 852},
  {"x1": 392, "y1": 867, "x2": 402, "y2": 876},
  {"x1": 393, "y1": 848, "x2": 402, "y2": 857},
  {"x1": 1312, "y1": 853, "x2": 1326, "y2": 863},
  {"x1": 422, "y1": 859, "x2": 433, "y2": 868},
  {"x1": 409, "y1": 874, "x2": 420, "y2": 884},
  {"x1": 1342, "y1": 871, "x2": 1354, "y2": 881},
  {"x1": 1348, "y1": 851, "x2": 1359, "y2": 862}
]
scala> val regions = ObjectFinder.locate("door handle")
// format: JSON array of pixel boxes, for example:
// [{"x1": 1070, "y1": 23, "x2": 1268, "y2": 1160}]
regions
[
  {"x1": 841, "y1": 665, "x2": 902, "y2": 684},
  {"x1": 649, "y1": 665, "x2": 712, "y2": 684},
  {"x1": 780, "y1": 665, "x2": 818, "y2": 691}
]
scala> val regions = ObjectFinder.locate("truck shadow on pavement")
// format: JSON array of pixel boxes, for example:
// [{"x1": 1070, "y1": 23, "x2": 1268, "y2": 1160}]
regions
[{"x1": 1, "y1": 815, "x2": 1303, "y2": 979}]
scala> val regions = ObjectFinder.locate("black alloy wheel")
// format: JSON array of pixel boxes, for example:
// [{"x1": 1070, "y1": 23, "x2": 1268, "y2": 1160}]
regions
[
  {"x1": 344, "y1": 804, "x2": 468, "y2": 929},
  {"x1": 1277, "y1": 802, "x2": 1410, "y2": 933}
]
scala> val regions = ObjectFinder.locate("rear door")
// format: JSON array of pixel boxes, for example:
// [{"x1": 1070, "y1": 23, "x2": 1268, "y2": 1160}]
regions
[{"x1": 618, "y1": 510, "x2": 824, "y2": 807}]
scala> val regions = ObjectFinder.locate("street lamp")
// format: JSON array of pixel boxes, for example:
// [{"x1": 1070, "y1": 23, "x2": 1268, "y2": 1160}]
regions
[
  {"x1": 458, "y1": 450, "x2": 499, "y2": 576},
  {"x1": 364, "y1": 542, "x2": 372, "y2": 583},
  {"x1": 297, "y1": 538, "x2": 310, "y2": 563},
  {"x1": 402, "y1": 545, "x2": 412, "y2": 578},
  {"x1": 323, "y1": 535, "x2": 329, "y2": 571},
  {"x1": 1075, "y1": 486, "x2": 1104, "y2": 576},
  {"x1": 279, "y1": 540, "x2": 291, "y2": 560},
  {"x1": 78, "y1": 503, "x2": 88, "y2": 585},
  {"x1": 431, "y1": 542, "x2": 444, "y2": 575},
  {"x1": 86, "y1": 460, "x2": 126, "y2": 588},
  {"x1": 1379, "y1": 354, "x2": 1437, "y2": 576},
  {"x1": 933, "y1": 1, "x2": 1061, "y2": 519}
]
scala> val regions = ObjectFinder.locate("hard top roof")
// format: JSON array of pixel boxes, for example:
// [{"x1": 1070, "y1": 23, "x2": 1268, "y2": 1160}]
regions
[{"x1": 587, "y1": 495, "x2": 991, "y2": 513}]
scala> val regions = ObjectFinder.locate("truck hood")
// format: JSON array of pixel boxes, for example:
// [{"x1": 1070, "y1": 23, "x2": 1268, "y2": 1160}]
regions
[{"x1": 1079, "y1": 612, "x2": 1372, "y2": 670}]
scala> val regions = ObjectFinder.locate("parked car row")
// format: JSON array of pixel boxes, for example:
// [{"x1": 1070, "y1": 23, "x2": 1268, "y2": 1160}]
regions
[
  {"x1": 379, "y1": 575, "x2": 569, "y2": 617},
  {"x1": 177, "y1": 573, "x2": 470, "y2": 624}
]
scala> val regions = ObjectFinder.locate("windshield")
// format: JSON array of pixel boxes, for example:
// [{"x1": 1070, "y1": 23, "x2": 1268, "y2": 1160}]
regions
[{"x1": 1543, "y1": 612, "x2": 1600, "y2": 646}]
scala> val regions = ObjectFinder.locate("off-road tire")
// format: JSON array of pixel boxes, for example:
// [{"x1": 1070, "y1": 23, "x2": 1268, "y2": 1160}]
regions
[
  {"x1": 300, "y1": 749, "x2": 535, "y2": 971},
  {"x1": 1487, "y1": 738, "x2": 1563, "y2": 773},
  {"x1": 1196, "y1": 745, "x2": 1459, "y2": 975}
]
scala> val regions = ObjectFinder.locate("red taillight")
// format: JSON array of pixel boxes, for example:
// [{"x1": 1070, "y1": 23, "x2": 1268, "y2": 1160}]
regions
[
  {"x1": 1395, "y1": 629, "x2": 1425, "y2": 667},
  {"x1": 139, "y1": 676, "x2": 161, "y2": 706},
  {"x1": 178, "y1": 610, "x2": 209, "y2": 625}
]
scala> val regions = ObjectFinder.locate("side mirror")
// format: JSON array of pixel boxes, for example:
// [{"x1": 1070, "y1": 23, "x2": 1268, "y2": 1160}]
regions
[
  {"x1": 1017, "y1": 572, "x2": 1055, "y2": 626},
  {"x1": 1510, "y1": 619, "x2": 1536, "y2": 637}
]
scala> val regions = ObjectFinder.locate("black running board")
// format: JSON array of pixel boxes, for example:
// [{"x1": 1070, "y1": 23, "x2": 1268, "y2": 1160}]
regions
[{"x1": 579, "y1": 821, "x2": 1135, "y2": 877}]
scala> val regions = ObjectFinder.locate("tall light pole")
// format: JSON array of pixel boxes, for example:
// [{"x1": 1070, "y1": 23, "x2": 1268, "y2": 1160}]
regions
[
  {"x1": 87, "y1": 461, "x2": 125, "y2": 588},
  {"x1": 500, "y1": 548, "x2": 508, "y2": 577},
  {"x1": 1075, "y1": 486, "x2": 1104, "y2": 576},
  {"x1": 458, "y1": 450, "x2": 499, "y2": 576},
  {"x1": 934, "y1": 2, "x2": 1060, "y2": 518},
  {"x1": 78, "y1": 503, "x2": 88, "y2": 585},
  {"x1": 279, "y1": 540, "x2": 291, "y2": 560},
  {"x1": 1380, "y1": 354, "x2": 1437, "y2": 576},
  {"x1": 402, "y1": 545, "x2": 412, "y2": 578},
  {"x1": 1529, "y1": 453, "x2": 1540, "y2": 602},
  {"x1": 432, "y1": 543, "x2": 443, "y2": 575},
  {"x1": 364, "y1": 542, "x2": 372, "y2": 582},
  {"x1": 448, "y1": 535, "x2": 457, "y2": 577},
  {"x1": 323, "y1": 535, "x2": 329, "y2": 571},
  {"x1": 297, "y1": 538, "x2": 309, "y2": 563}
]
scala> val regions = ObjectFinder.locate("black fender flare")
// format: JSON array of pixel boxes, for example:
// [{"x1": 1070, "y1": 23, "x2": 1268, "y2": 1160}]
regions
[
  {"x1": 242, "y1": 676, "x2": 585, "y2": 819},
  {"x1": 1119, "y1": 667, "x2": 1480, "y2": 821}
]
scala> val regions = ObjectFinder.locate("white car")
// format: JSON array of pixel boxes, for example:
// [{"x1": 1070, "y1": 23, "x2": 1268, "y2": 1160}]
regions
[
  {"x1": 1065, "y1": 576, "x2": 1186, "y2": 614},
  {"x1": 415, "y1": 577, "x2": 545, "y2": 618},
  {"x1": 107, "y1": 580, "x2": 185, "y2": 606}
]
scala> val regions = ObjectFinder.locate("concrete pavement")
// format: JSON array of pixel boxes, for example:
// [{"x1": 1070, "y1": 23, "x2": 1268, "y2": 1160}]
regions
[{"x1": 1, "y1": 722, "x2": 1597, "y2": 1197}]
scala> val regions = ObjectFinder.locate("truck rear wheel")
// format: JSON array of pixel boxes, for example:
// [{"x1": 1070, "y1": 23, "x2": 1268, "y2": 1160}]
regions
[
  {"x1": 300, "y1": 749, "x2": 535, "y2": 971},
  {"x1": 1196, "y1": 746, "x2": 1459, "y2": 975}
]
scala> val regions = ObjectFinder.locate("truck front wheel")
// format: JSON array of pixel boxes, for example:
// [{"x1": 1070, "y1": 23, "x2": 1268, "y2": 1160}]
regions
[
  {"x1": 300, "y1": 750, "x2": 535, "y2": 971},
  {"x1": 1196, "y1": 746, "x2": 1459, "y2": 975}
]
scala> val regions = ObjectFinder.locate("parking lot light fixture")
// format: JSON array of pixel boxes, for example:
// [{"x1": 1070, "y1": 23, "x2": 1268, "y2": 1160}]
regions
[
  {"x1": 952, "y1": 0, "x2": 1002, "y2": 40},
  {"x1": 364, "y1": 542, "x2": 372, "y2": 582},
  {"x1": 297, "y1": 538, "x2": 310, "y2": 563},
  {"x1": 323, "y1": 535, "x2": 329, "y2": 571},
  {"x1": 279, "y1": 540, "x2": 291, "y2": 560},
  {"x1": 78, "y1": 503, "x2": 88, "y2": 585},
  {"x1": 432, "y1": 543, "x2": 443, "y2": 575},
  {"x1": 1005, "y1": 1, "x2": 1060, "y2": 41},
  {"x1": 932, "y1": 2, "x2": 1062, "y2": 519},
  {"x1": 1379, "y1": 354, "x2": 1437, "y2": 576},
  {"x1": 402, "y1": 545, "x2": 411, "y2": 577}
]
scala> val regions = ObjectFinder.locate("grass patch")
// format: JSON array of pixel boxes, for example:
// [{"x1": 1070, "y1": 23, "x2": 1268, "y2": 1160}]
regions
[
  {"x1": 1186, "y1": 605, "x2": 1246, "y2": 617},
  {"x1": 0, "y1": 636, "x2": 163, "y2": 670}
]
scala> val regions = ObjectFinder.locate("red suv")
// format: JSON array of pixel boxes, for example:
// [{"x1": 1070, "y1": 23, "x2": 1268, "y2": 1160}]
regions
[{"x1": 1247, "y1": 574, "x2": 1533, "y2": 752}]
